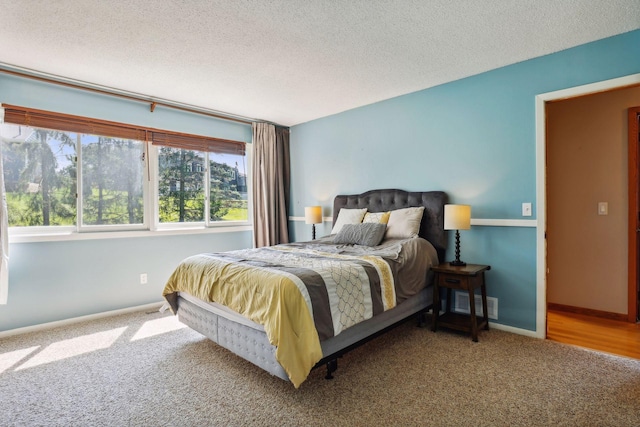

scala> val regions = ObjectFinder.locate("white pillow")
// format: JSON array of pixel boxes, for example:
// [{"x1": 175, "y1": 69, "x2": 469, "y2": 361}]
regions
[
  {"x1": 331, "y1": 208, "x2": 367, "y2": 234},
  {"x1": 385, "y1": 206, "x2": 425, "y2": 239}
]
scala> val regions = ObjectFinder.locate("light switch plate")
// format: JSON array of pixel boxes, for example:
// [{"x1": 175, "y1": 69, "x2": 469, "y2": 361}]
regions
[
  {"x1": 598, "y1": 202, "x2": 608, "y2": 215},
  {"x1": 522, "y1": 202, "x2": 532, "y2": 217}
]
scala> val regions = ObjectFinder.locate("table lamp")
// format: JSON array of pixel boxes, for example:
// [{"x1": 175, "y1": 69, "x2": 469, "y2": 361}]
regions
[
  {"x1": 444, "y1": 204, "x2": 471, "y2": 266},
  {"x1": 305, "y1": 206, "x2": 322, "y2": 240}
]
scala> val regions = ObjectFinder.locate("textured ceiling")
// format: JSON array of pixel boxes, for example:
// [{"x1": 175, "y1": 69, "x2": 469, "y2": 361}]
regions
[{"x1": 0, "y1": 1, "x2": 639, "y2": 126}]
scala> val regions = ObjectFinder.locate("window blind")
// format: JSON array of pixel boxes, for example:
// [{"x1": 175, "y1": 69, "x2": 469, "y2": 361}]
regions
[
  {"x1": 2, "y1": 104, "x2": 245, "y2": 155},
  {"x1": 3, "y1": 105, "x2": 148, "y2": 141},
  {"x1": 151, "y1": 132, "x2": 245, "y2": 156}
]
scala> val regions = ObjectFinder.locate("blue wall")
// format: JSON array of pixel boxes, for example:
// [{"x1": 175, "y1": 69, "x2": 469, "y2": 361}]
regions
[
  {"x1": 289, "y1": 30, "x2": 640, "y2": 331},
  {"x1": 4, "y1": 232, "x2": 252, "y2": 331},
  {"x1": 0, "y1": 74, "x2": 253, "y2": 331}
]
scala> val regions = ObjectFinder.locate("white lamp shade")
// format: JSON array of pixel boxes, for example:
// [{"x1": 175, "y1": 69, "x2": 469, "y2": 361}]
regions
[
  {"x1": 305, "y1": 206, "x2": 322, "y2": 224},
  {"x1": 444, "y1": 204, "x2": 471, "y2": 230}
]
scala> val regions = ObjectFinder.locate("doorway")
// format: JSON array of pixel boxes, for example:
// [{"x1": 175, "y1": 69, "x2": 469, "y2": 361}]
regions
[
  {"x1": 536, "y1": 74, "x2": 640, "y2": 341},
  {"x1": 545, "y1": 86, "x2": 640, "y2": 326}
]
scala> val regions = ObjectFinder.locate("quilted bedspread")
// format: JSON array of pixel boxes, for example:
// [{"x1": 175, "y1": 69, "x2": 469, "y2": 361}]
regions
[{"x1": 162, "y1": 237, "x2": 437, "y2": 387}]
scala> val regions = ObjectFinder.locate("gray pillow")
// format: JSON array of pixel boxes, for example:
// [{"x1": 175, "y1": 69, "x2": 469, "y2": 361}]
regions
[{"x1": 333, "y1": 223, "x2": 387, "y2": 247}]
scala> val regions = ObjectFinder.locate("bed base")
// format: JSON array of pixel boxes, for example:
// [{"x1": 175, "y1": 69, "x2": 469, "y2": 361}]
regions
[{"x1": 176, "y1": 286, "x2": 433, "y2": 383}]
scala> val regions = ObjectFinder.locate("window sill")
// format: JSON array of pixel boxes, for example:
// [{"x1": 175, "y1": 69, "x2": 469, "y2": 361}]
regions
[{"x1": 9, "y1": 224, "x2": 253, "y2": 244}]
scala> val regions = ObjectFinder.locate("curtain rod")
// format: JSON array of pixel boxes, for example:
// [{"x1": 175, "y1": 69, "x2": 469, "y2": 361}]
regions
[{"x1": 0, "y1": 63, "x2": 265, "y2": 126}]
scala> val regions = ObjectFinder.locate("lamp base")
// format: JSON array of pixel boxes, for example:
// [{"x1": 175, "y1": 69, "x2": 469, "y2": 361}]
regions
[{"x1": 449, "y1": 230, "x2": 466, "y2": 266}]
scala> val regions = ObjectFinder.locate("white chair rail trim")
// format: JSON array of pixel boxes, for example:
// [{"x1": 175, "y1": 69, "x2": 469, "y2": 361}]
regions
[{"x1": 289, "y1": 217, "x2": 537, "y2": 227}]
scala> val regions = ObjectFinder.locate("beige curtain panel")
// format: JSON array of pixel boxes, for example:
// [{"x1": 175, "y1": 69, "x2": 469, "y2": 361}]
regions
[{"x1": 252, "y1": 122, "x2": 290, "y2": 247}]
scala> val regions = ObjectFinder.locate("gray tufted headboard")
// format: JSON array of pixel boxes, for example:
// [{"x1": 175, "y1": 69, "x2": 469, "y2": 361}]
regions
[{"x1": 333, "y1": 189, "x2": 448, "y2": 262}]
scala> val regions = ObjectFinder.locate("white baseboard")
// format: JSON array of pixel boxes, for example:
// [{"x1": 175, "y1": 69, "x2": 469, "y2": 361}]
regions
[
  {"x1": 0, "y1": 301, "x2": 165, "y2": 339},
  {"x1": 490, "y1": 321, "x2": 542, "y2": 338},
  {"x1": 1, "y1": 301, "x2": 542, "y2": 340}
]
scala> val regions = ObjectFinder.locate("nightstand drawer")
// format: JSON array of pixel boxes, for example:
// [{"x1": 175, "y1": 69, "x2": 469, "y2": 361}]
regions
[
  {"x1": 437, "y1": 272, "x2": 484, "y2": 290},
  {"x1": 437, "y1": 273, "x2": 469, "y2": 290}
]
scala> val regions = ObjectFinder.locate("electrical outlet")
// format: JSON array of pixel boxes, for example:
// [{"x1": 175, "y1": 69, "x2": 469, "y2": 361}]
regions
[{"x1": 140, "y1": 273, "x2": 148, "y2": 284}]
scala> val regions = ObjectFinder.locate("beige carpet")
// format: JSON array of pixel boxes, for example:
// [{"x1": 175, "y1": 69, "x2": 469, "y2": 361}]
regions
[{"x1": 1, "y1": 308, "x2": 639, "y2": 426}]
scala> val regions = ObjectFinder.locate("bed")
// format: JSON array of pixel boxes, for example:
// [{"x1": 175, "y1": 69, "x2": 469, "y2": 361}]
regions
[{"x1": 162, "y1": 189, "x2": 447, "y2": 387}]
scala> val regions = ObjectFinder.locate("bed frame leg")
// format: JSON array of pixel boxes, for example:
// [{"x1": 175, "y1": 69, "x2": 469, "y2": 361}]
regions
[
  {"x1": 417, "y1": 311, "x2": 427, "y2": 328},
  {"x1": 325, "y1": 359, "x2": 338, "y2": 380}
]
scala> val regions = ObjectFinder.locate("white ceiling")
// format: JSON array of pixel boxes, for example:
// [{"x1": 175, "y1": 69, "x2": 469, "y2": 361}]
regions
[{"x1": 1, "y1": 1, "x2": 639, "y2": 126}]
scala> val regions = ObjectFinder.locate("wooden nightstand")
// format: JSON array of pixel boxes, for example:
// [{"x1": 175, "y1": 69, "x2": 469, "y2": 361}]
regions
[{"x1": 431, "y1": 263, "x2": 491, "y2": 342}]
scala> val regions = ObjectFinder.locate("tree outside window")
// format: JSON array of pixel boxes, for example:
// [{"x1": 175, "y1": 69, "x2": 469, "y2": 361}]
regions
[
  {"x1": 0, "y1": 125, "x2": 76, "y2": 226},
  {"x1": 81, "y1": 136, "x2": 145, "y2": 225}
]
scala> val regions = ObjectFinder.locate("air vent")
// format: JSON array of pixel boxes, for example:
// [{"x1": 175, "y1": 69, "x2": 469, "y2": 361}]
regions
[{"x1": 454, "y1": 292, "x2": 498, "y2": 320}]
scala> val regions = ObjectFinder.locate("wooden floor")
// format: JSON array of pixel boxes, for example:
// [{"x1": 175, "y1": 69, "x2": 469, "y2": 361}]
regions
[{"x1": 547, "y1": 309, "x2": 640, "y2": 360}]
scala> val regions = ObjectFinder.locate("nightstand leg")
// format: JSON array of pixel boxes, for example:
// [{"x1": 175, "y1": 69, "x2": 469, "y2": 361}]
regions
[
  {"x1": 468, "y1": 286, "x2": 478, "y2": 342},
  {"x1": 432, "y1": 281, "x2": 440, "y2": 332},
  {"x1": 481, "y1": 273, "x2": 489, "y2": 331}
]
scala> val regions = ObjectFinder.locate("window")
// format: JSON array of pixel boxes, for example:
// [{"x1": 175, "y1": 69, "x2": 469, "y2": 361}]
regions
[
  {"x1": 152, "y1": 129, "x2": 248, "y2": 226},
  {"x1": 0, "y1": 124, "x2": 77, "y2": 227},
  {"x1": 158, "y1": 147, "x2": 205, "y2": 223},
  {"x1": 80, "y1": 136, "x2": 145, "y2": 226},
  {"x1": 209, "y1": 153, "x2": 248, "y2": 222},
  {"x1": 0, "y1": 105, "x2": 248, "y2": 233},
  {"x1": 157, "y1": 147, "x2": 248, "y2": 224}
]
